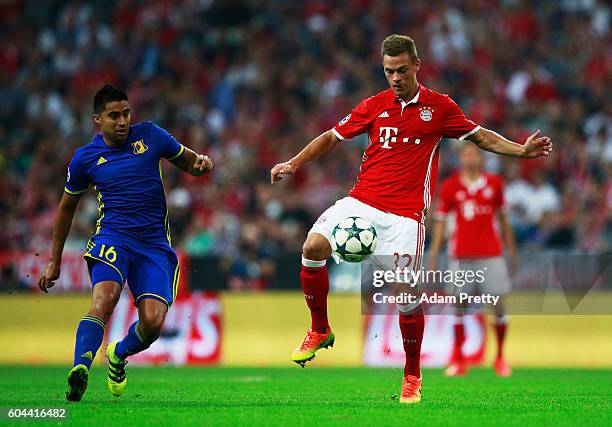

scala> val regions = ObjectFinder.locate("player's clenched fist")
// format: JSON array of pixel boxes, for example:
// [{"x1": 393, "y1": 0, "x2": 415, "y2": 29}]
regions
[
  {"x1": 38, "y1": 260, "x2": 60, "y2": 293},
  {"x1": 194, "y1": 154, "x2": 213, "y2": 174},
  {"x1": 270, "y1": 161, "x2": 297, "y2": 184}
]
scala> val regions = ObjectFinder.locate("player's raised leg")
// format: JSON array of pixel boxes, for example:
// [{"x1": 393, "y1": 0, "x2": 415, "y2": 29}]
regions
[
  {"x1": 68, "y1": 278, "x2": 121, "y2": 402},
  {"x1": 107, "y1": 298, "x2": 168, "y2": 396},
  {"x1": 291, "y1": 232, "x2": 335, "y2": 366}
]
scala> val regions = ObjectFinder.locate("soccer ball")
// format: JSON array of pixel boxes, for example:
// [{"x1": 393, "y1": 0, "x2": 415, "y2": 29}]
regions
[{"x1": 331, "y1": 216, "x2": 378, "y2": 263}]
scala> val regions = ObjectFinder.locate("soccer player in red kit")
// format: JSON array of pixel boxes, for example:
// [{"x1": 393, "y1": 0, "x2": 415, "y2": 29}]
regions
[
  {"x1": 270, "y1": 34, "x2": 552, "y2": 404},
  {"x1": 429, "y1": 143, "x2": 517, "y2": 377}
]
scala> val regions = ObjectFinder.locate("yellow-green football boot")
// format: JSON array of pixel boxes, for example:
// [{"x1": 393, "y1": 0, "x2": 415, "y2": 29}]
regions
[
  {"x1": 66, "y1": 364, "x2": 89, "y2": 402},
  {"x1": 291, "y1": 329, "x2": 335, "y2": 367},
  {"x1": 106, "y1": 341, "x2": 128, "y2": 396}
]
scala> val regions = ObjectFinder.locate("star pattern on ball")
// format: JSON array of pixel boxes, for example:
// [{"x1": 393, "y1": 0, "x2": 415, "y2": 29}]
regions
[{"x1": 331, "y1": 216, "x2": 378, "y2": 263}]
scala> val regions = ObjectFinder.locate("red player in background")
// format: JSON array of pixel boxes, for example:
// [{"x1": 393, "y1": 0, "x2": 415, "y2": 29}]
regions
[{"x1": 429, "y1": 143, "x2": 516, "y2": 377}]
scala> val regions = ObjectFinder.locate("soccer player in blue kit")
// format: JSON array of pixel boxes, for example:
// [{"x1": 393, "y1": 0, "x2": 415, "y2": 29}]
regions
[{"x1": 37, "y1": 85, "x2": 213, "y2": 402}]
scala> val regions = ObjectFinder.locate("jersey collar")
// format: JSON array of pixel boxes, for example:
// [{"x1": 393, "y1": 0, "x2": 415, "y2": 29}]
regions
[
  {"x1": 461, "y1": 174, "x2": 487, "y2": 194},
  {"x1": 387, "y1": 84, "x2": 423, "y2": 113},
  {"x1": 402, "y1": 85, "x2": 421, "y2": 105}
]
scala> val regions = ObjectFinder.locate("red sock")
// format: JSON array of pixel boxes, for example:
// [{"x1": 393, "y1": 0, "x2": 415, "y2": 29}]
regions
[
  {"x1": 399, "y1": 308, "x2": 424, "y2": 378},
  {"x1": 494, "y1": 317, "x2": 508, "y2": 359},
  {"x1": 452, "y1": 317, "x2": 465, "y2": 363},
  {"x1": 300, "y1": 258, "x2": 329, "y2": 333}
]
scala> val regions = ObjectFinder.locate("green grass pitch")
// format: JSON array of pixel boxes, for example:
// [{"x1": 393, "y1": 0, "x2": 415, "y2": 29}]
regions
[{"x1": 0, "y1": 366, "x2": 610, "y2": 426}]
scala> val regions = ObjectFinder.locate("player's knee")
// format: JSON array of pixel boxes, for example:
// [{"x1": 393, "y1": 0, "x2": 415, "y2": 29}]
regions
[
  {"x1": 89, "y1": 292, "x2": 120, "y2": 322},
  {"x1": 139, "y1": 311, "x2": 166, "y2": 341},
  {"x1": 302, "y1": 235, "x2": 331, "y2": 261}
]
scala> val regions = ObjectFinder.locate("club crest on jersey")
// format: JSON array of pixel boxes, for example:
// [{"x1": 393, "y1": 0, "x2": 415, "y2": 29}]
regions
[
  {"x1": 419, "y1": 106, "x2": 434, "y2": 122},
  {"x1": 132, "y1": 140, "x2": 148, "y2": 154},
  {"x1": 339, "y1": 114, "x2": 351, "y2": 126}
]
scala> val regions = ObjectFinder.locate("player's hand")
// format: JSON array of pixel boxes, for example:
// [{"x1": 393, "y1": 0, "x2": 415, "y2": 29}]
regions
[
  {"x1": 270, "y1": 161, "x2": 297, "y2": 184},
  {"x1": 522, "y1": 130, "x2": 552, "y2": 158},
  {"x1": 38, "y1": 260, "x2": 60, "y2": 293},
  {"x1": 193, "y1": 154, "x2": 213, "y2": 174}
]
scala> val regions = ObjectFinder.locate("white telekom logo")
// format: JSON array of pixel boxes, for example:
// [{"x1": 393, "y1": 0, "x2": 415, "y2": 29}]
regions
[{"x1": 379, "y1": 127, "x2": 420, "y2": 149}]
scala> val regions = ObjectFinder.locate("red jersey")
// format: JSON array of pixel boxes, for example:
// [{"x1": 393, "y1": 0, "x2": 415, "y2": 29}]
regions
[
  {"x1": 434, "y1": 172, "x2": 505, "y2": 258},
  {"x1": 332, "y1": 84, "x2": 479, "y2": 223}
]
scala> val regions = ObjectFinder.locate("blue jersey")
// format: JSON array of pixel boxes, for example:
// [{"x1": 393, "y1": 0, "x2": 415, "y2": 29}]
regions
[{"x1": 65, "y1": 121, "x2": 185, "y2": 246}]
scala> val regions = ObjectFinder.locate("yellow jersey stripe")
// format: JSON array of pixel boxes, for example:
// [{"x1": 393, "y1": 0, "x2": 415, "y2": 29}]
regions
[
  {"x1": 158, "y1": 160, "x2": 173, "y2": 245},
  {"x1": 94, "y1": 186, "x2": 105, "y2": 235},
  {"x1": 165, "y1": 212, "x2": 172, "y2": 245},
  {"x1": 172, "y1": 264, "x2": 180, "y2": 301},
  {"x1": 166, "y1": 145, "x2": 185, "y2": 161},
  {"x1": 64, "y1": 187, "x2": 87, "y2": 195}
]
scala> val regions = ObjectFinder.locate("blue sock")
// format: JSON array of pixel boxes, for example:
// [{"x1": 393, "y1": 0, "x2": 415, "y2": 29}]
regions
[
  {"x1": 115, "y1": 321, "x2": 153, "y2": 360},
  {"x1": 73, "y1": 315, "x2": 106, "y2": 369}
]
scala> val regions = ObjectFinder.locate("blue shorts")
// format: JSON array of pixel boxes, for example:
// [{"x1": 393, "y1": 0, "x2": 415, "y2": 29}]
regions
[{"x1": 84, "y1": 236, "x2": 180, "y2": 307}]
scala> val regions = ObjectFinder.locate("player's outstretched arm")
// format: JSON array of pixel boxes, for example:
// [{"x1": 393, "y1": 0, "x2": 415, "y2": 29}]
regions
[
  {"x1": 467, "y1": 128, "x2": 552, "y2": 158},
  {"x1": 38, "y1": 192, "x2": 82, "y2": 293},
  {"x1": 170, "y1": 147, "x2": 213, "y2": 176},
  {"x1": 270, "y1": 130, "x2": 341, "y2": 183}
]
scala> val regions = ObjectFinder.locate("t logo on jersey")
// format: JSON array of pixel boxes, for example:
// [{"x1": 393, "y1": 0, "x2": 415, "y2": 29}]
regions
[
  {"x1": 379, "y1": 127, "x2": 398, "y2": 149},
  {"x1": 132, "y1": 140, "x2": 148, "y2": 154}
]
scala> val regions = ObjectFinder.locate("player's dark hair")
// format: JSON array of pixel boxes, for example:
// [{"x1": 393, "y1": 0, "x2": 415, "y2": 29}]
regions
[
  {"x1": 94, "y1": 84, "x2": 128, "y2": 114},
  {"x1": 381, "y1": 34, "x2": 418, "y2": 61}
]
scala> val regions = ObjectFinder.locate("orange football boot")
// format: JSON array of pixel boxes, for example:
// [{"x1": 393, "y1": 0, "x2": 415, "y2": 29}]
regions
[{"x1": 400, "y1": 374, "x2": 422, "y2": 404}]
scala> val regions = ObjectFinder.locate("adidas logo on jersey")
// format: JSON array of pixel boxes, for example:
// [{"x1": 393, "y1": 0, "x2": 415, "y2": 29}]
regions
[
  {"x1": 378, "y1": 111, "x2": 390, "y2": 118},
  {"x1": 97, "y1": 157, "x2": 107, "y2": 165}
]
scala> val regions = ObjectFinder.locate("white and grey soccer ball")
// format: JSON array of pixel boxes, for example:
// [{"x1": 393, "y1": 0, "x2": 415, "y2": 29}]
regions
[{"x1": 331, "y1": 216, "x2": 378, "y2": 263}]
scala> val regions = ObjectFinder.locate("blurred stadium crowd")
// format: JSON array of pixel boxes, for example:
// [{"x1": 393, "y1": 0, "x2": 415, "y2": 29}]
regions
[{"x1": 0, "y1": 0, "x2": 610, "y2": 280}]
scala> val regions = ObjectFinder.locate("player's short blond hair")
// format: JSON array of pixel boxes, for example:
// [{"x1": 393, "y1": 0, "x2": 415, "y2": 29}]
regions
[{"x1": 381, "y1": 35, "x2": 418, "y2": 61}]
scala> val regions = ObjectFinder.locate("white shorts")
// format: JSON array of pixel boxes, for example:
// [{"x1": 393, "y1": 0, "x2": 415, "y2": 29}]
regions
[
  {"x1": 448, "y1": 257, "x2": 512, "y2": 297},
  {"x1": 308, "y1": 197, "x2": 425, "y2": 272}
]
